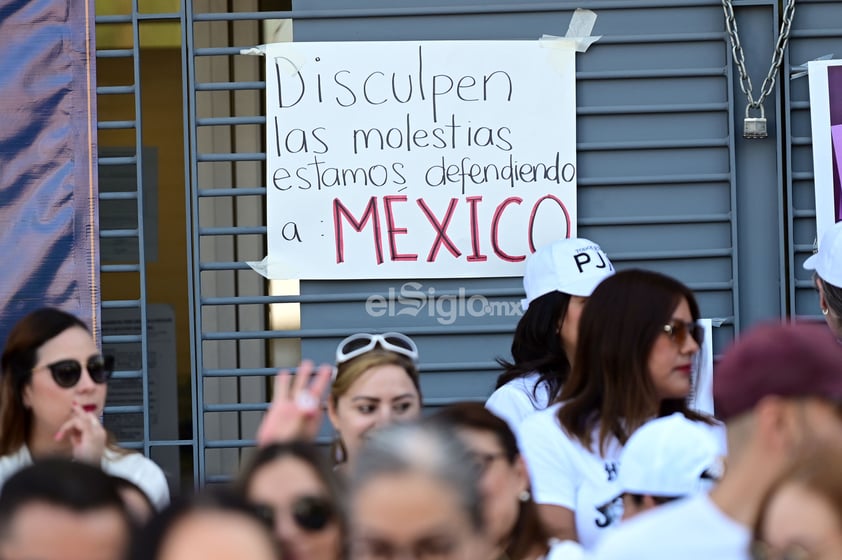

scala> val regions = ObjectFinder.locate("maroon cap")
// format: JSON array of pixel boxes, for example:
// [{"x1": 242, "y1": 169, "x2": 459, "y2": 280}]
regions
[{"x1": 714, "y1": 321, "x2": 842, "y2": 421}]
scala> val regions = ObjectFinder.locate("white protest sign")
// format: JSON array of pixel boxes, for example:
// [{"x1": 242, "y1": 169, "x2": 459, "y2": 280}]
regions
[
  {"x1": 808, "y1": 59, "x2": 842, "y2": 242},
  {"x1": 258, "y1": 40, "x2": 578, "y2": 280},
  {"x1": 690, "y1": 318, "x2": 714, "y2": 415}
]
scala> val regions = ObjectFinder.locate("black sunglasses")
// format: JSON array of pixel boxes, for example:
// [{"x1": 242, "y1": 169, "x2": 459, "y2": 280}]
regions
[
  {"x1": 37, "y1": 355, "x2": 114, "y2": 388},
  {"x1": 469, "y1": 451, "x2": 509, "y2": 475},
  {"x1": 254, "y1": 496, "x2": 334, "y2": 532},
  {"x1": 663, "y1": 320, "x2": 704, "y2": 347}
]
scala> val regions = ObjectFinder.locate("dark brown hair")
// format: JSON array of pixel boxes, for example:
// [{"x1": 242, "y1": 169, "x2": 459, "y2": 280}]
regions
[
  {"x1": 429, "y1": 402, "x2": 549, "y2": 560},
  {"x1": 557, "y1": 269, "x2": 712, "y2": 455},
  {"x1": 495, "y1": 290, "x2": 572, "y2": 404},
  {"x1": 237, "y1": 441, "x2": 346, "y2": 558},
  {"x1": 0, "y1": 308, "x2": 88, "y2": 454}
]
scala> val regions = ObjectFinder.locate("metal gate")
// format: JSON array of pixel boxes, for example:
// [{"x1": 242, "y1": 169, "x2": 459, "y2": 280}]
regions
[{"x1": 93, "y1": 0, "x2": 837, "y2": 490}]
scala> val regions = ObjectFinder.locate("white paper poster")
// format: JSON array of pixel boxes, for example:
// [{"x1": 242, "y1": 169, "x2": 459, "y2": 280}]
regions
[
  {"x1": 808, "y1": 59, "x2": 842, "y2": 243},
  {"x1": 690, "y1": 318, "x2": 714, "y2": 416},
  {"x1": 258, "y1": 40, "x2": 579, "y2": 280}
]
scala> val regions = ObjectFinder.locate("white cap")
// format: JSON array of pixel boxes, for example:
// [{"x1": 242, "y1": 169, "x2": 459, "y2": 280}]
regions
[
  {"x1": 804, "y1": 221, "x2": 842, "y2": 287},
  {"x1": 616, "y1": 413, "x2": 721, "y2": 499},
  {"x1": 521, "y1": 238, "x2": 614, "y2": 310}
]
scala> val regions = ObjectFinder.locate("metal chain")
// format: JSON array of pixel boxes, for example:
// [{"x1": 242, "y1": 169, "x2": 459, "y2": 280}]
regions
[{"x1": 722, "y1": 0, "x2": 797, "y2": 111}]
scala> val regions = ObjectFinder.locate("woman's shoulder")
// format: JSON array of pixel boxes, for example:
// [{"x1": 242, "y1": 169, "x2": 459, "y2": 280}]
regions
[
  {"x1": 487, "y1": 372, "x2": 551, "y2": 428},
  {"x1": 544, "y1": 539, "x2": 585, "y2": 560},
  {"x1": 103, "y1": 448, "x2": 171, "y2": 510},
  {"x1": 0, "y1": 446, "x2": 31, "y2": 482},
  {"x1": 492, "y1": 372, "x2": 546, "y2": 399}
]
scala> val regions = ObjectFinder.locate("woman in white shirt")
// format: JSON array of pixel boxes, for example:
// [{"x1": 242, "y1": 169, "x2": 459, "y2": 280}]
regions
[
  {"x1": 487, "y1": 238, "x2": 613, "y2": 430},
  {"x1": 0, "y1": 307, "x2": 169, "y2": 510},
  {"x1": 518, "y1": 269, "x2": 713, "y2": 551}
]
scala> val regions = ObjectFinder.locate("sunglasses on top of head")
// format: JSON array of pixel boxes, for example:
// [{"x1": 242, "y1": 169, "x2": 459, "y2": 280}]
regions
[
  {"x1": 662, "y1": 320, "x2": 704, "y2": 347},
  {"x1": 253, "y1": 495, "x2": 334, "y2": 532},
  {"x1": 335, "y1": 332, "x2": 419, "y2": 365},
  {"x1": 34, "y1": 355, "x2": 115, "y2": 389}
]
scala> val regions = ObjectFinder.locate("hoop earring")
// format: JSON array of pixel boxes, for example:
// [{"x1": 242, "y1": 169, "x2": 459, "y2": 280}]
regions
[{"x1": 822, "y1": 308, "x2": 830, "y2": 316}]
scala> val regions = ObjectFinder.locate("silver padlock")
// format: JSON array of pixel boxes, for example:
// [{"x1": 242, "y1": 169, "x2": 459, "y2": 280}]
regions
[{"x1": 743, "y1": 104, "x2": 767, "y2": 139}]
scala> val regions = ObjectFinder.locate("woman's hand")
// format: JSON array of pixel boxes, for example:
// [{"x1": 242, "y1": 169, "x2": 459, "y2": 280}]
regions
[
  {"x1": 256, "y1": 359, "x2": 333, "y2": 446},
  {"x1": 54, "y1": 402, "x2": 107, "y2": 464}
]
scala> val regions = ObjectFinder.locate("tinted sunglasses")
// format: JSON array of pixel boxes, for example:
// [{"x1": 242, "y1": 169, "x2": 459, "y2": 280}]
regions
[
  {"x1": 254, "y1": 496, "x2": 334, "y2": 532},
  {"x1": 662, "y1": 320, "x2": 704, "y2": 347},
  {"x1": 335, "y1": 332, "x2": 419, "y2": 365},
  {"x1": 750, "y1": 541, "x2": 809, "y2": 560},
  {"x1": 468, "y1": 451, "x2": 509, "y2": 475},
  {"x1": 36, "y1": 355, "x2": 114, "y2": 388}
]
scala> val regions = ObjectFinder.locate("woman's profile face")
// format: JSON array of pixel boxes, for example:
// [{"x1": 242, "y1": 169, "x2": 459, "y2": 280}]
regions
[
  {"x1": 647, "y1": 298, "x2": 699, "y2": 401},
  {"x1": 456, "y1": 428, "x2": 527, "y2": 548},
  {"x1": 328, "y1": 364, "x2": 421, "y2": 463},
  {"x1": 351, "y1": 471, "x2": 489, "y2": 560},
  {"x1": 246, "y1": 455, "x2": 341, "y2": 560},
  {"x1": 22, "y1": 326, "x2": 107, "y2": 438},
  {"x1": 759, "y1": 482, "x2": 842, "y2": 560},
  {"x1": 559, "y1": 295, "x2": 587, "y2": 360}
]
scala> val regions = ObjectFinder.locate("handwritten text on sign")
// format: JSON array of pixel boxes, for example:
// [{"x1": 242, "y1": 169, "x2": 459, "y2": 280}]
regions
[{"x1": 264, "y1": 40, "x2": 578, "y2": 279}]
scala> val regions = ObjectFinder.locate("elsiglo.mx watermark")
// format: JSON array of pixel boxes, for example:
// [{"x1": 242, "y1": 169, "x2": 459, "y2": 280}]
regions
[{"x1": 365, "y1": 281, "x2": 523, "y2": 325}]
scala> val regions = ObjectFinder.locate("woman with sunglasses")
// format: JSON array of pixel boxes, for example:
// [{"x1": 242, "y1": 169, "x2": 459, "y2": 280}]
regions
[
  {"x1": 328, "y1": 332, "x2": 422, "y2": 468},
  {"x1": 430, "y1": 402, "x2": 584, "y2": 560},
  {"x1": 517, "y1": 269, "x2": 714, "y2": 551},
  {"x1": 0, "y1": 307, "x2": 169, "y2": 510},
  {"x1": 238, "y1": 442, "x2": 344, "y2": 560}
]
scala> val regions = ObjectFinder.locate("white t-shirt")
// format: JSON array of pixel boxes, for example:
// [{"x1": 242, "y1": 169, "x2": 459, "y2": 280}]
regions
[
  {"x1": 545, "y1": 539, "x2": 585, "y2": 560},
  {"x1": 486, "y1": 372, "x2": 550, "y2": 431},
  {"x1": 517, "y1": 403, "x2": 623, "y2": 551},
  {"x1": 0, "y1": 445, "x2": 171, "y2": 511},
  {"x1": 589, "y1": 493, "x2": 750, "y2": 560}
]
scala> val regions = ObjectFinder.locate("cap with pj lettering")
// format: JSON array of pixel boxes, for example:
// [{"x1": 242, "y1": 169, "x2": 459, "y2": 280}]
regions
[{"x1": 521, "y1": 237, "x2": 614, "y2": 310}]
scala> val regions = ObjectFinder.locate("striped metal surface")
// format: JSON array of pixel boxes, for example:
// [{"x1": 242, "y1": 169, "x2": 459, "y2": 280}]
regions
[{"x1": 94, "y1": 0, "x2": 823, "y2": 486}]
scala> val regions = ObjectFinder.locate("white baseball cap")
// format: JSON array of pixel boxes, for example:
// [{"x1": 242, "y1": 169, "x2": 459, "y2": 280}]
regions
[
  {"x1": 615, "y1": 413, "x2": 722, "y2": 499},
  {"x1": 521, "y1": 237, "x2": 614, "y2": 310},
  {"x1": 804, "y1": 221, "x2": 842, "y2": 287}
]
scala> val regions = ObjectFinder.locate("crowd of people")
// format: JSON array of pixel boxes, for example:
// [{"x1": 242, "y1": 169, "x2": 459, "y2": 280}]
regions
[{"x1": 2, "y1": 225, "x2": 842, "y2": 560}]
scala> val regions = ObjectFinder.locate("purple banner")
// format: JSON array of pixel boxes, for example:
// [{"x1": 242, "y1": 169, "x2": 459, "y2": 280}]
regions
[
  {"x1": 829, "y1": 65, "x2": 842, "y2": 221},
  {"x1": 0, "y1": 0, "x2": 100, "y2": 347}
]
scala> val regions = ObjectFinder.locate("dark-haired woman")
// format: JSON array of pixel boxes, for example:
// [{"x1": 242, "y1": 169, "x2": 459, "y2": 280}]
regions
[
  {"x1": 431, "y1": 403, "x2": 583, "y2": 560},
  {"x1": 0, "y1": 307, "x2": 169, "y2": 509},
  {"x1": 238, "y1": 442, "x2": 344, "y2": 560},
  {"x1": 487, "y1": 238, "x2": 613, "y2": 430},
  {"x1": 517, "y1": 270, "x2": 715, "y2": 551},
  {"x1": 129, "y1": 490, "x2": 280, "y2": 560}
]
